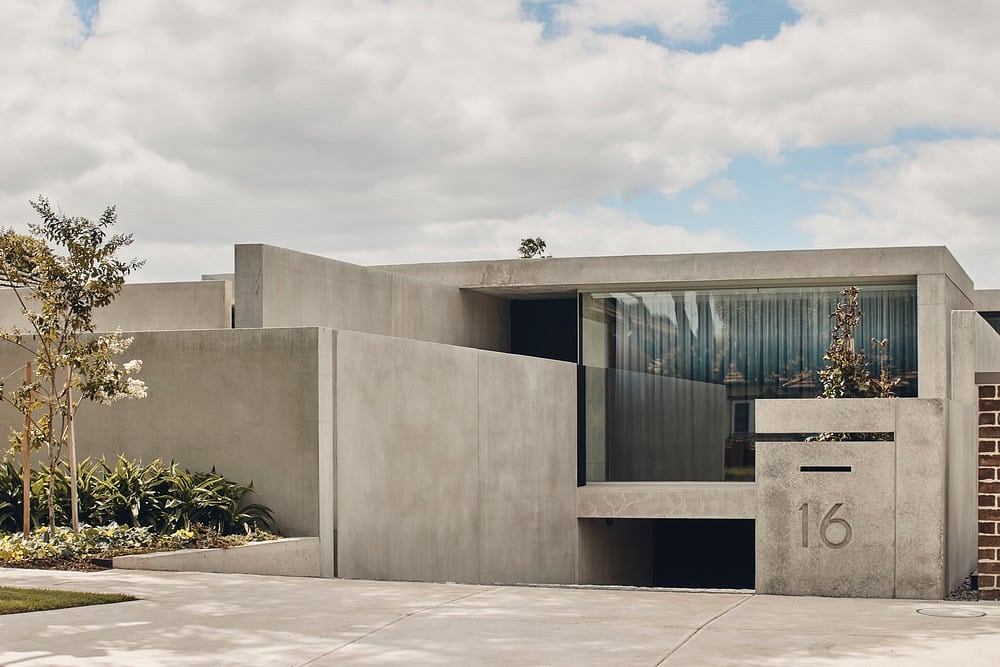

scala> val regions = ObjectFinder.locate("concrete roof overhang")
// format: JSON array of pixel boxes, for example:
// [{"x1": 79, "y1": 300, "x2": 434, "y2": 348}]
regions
[{"x1": 375, "y1": 246, "x2": 972, "y2": 300}]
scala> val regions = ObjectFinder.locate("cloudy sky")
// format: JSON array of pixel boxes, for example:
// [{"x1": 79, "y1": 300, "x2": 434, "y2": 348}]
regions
[{"x1": 2, "y1": 1, "x2": 999, "y2": 285}]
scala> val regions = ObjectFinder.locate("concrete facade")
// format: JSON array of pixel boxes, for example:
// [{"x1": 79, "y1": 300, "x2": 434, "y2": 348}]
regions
[
  {"x1": 234, "y1": 244, "x2": 509, "y2": 351},
  {"x1": 334, "y1": 331, "x2": 578, "y2": 585},
  {"x1": 0, "y1": 242, "x2": 994, "y2": 598},
  {"x1": 0, "y1": 280, "x2": 233, "y2": 332}
]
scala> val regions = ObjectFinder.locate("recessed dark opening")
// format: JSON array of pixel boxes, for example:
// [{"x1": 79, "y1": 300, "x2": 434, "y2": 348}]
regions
[
  {"x1": 652, "y1": 519, "x2": 755, "y2": 589},
  {"x1": 578, "y1": 517, "x2": 755, "y2": 589},
  {"x1": 510, "y1": 298, "x2": 577, "y2": 363}
]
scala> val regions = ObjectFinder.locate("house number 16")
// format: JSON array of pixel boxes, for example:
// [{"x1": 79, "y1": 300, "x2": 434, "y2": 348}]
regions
[{"x1": 798, "y1": 502, "x2": 852, "y2": 549}]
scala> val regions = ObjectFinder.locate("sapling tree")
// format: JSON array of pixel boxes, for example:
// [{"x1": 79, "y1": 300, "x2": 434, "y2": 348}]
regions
[
  {"x1": 0, "y1": 197, "x2": 146, "y2": 534},
  {"x1": 814, "y1": 286, "x2": 902, "y2": 441},
  {"x1": 817, "y1": 287, "x2": 871, "y2": 400}
]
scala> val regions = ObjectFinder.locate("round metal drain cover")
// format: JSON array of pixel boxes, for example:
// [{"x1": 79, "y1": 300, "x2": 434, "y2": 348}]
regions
[{"x1": 916, "y1": 607, "x2": 985, "y2": 618}]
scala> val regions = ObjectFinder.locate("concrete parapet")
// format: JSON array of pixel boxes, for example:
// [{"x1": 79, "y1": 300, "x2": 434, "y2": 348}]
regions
[
  {"x1": 376, "y1": 246, "x2": 971, "y2": 297},
  {"x1": 0, "y1": 280, "x2": 233, "y2": 332},
  {"x1": 234, "y1": 244, "x2": 509, "y2": 351}
]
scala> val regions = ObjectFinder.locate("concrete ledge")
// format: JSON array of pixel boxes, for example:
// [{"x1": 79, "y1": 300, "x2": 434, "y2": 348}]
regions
[
  {"x1": 113, "y1": 537, "x2": 320, "y2": 577},
  {"x1": 577, "y1": 483, "x2": 756, "y2": 519}
]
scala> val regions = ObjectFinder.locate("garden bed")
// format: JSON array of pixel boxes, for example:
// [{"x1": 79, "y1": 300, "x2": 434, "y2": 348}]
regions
[{"x1": 0, "y1": 524, "x2": 279, "y2": 572}]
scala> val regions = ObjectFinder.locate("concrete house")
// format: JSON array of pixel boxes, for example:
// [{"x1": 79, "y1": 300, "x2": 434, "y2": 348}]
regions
[{"x1": 2, "y1": 244, "x2": 999, "y2": 599}]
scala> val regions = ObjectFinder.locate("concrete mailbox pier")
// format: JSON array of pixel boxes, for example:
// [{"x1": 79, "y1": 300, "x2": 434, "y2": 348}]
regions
[
  {"x1": 756, "y1": 441, "x2": 896, "y2": 597},
  {"x1": 755, "y1": 398, "x2": 958, "y2": 600}
]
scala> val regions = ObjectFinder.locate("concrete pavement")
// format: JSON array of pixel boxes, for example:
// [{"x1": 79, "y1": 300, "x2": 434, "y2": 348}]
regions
[{"x1": 1, "y1": 568, "x2": 998, "y2": 665}]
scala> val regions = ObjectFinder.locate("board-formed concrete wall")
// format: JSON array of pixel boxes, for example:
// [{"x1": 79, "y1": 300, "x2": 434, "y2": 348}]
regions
[
  {"x1": 0, "y1": 328, "x2": 329, "y2": 544},
  {"x1": 334, "y1": 330, "x2": 577, "y2": 585},
  {"x1": 0, "y1": 281, "x2": 232, "y2": 332},
  {"x1": 235, "y1": 244, "x2": 509, "y2": 351}
]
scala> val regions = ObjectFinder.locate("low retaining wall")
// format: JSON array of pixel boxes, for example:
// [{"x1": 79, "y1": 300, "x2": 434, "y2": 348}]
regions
[{"x1": 113, "y1": 537, "x2": 320, "y2": 577}]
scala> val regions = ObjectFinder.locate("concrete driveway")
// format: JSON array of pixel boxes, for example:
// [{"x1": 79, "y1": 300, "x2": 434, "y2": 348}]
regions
[{"x1": 1, "y1": 568, "x2": 998, "y2": 666}]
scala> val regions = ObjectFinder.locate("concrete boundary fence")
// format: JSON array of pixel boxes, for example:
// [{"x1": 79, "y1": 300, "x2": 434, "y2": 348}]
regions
[{"x1": 756, "y1": 398, "x2": 955, "y2": 599}]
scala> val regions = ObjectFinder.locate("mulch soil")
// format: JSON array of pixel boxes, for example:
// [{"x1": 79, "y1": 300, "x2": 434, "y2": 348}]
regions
[{"x1": 2, "y1": 557, "x2": 111, "y2": 572}]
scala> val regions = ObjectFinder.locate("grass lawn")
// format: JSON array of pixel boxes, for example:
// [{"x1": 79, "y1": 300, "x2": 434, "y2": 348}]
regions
[{"x1": 0, "y1": 586, "x2": 135, "y2": 615}]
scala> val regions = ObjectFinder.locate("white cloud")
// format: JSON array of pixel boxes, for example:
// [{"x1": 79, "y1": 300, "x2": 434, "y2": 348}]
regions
[
  {"x1": 797, "y1": 138, "x2": 1000, "y2": 287},
  {"x1": 347, "y1": 205, "x2": 744, "y2": 266},
  {"x1": 0, "y1": 1, "x2": 998, "y2": 281},
  {"x1": 555, "y1": 0, "x2": 728, "y2": 42}
]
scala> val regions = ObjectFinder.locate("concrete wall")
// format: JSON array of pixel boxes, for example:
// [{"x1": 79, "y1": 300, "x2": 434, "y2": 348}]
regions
[
  {"x1": 113, "y1": 537, "x2": 321, "y2": 577},
  {"x1": 0, "y1": 281, "x2": 232, "y2": 332},
  {"x1": 975, "y1": 289, "x2": 1000, "y2": 312},
  {"x1": 919, "y1": 274, "x2": 975, "y2": 400},
  {"x1": 334, "y1": 331, "x2": 577, "y2": 585},
  {"x1": 0, "y1": 328, "x2": 330, "y2": 547},
  {"x1": 235, "y1": 244, "x2": 509, "y2": 351},
  {"x1": 756, "y1": 398, "x2": 952, "y2": 598}
]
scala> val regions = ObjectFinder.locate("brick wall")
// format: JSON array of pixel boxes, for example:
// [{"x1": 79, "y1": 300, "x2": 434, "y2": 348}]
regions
[{"x1": 979, "y1": 383, "x2": 1000, "y2": 601}]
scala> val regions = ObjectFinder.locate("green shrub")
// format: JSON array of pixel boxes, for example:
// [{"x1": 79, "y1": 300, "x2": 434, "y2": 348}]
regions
[
  {"x1": 0, "y1": 458, "x2": 22, "y2": 533},
  {"x1": 164, "y1": 466, "x2": 273, "y2": 534},
  {"x1": 0, "y1": 455, "x2": 274, "y2": 535}
]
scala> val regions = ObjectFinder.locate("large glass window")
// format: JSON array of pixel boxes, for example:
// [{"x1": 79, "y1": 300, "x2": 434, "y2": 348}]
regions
[{"x1": 580, "y1": 285, "x2": 917, "y2": 483}]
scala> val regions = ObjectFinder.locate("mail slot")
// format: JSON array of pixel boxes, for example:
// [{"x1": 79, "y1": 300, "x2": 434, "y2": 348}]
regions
[{"x1": 799, "y1": 465, "x2": 852, "y2": 473}]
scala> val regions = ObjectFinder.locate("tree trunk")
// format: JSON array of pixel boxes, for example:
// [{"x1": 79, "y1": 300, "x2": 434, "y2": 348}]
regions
[
  {"x1": 46, "y1": 399, "x2": 55, "y2": 534},
  {"x1": 21, "y1": 362, "x2": 31, "y2": 537},
  {"x1": 66, "y1": 368, "x2": 79, "y2": 533}
]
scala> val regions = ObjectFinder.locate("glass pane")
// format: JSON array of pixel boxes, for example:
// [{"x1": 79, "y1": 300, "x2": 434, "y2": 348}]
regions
[{"x1": 580, "y1": 285, "x2": 918, "y2": 482}]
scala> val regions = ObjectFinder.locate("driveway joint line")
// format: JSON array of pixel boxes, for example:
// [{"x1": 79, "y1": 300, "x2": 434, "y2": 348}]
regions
[
  {"x1": 296, "y1": 585, "x2": 499, "y2": 666},
  {"x1": 656, "y1": 593, "x2": 754, "y2": 665}
]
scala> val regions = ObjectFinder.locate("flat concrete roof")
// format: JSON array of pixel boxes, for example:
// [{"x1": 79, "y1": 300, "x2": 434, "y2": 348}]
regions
[{"x1": 376, "y1": 246, "x2": 974, "y2": 299}]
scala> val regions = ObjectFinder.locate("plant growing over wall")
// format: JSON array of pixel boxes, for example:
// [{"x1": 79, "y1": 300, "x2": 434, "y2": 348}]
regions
[
  {"x1": 817, "y1": 287, "x2": 871, "y2": 400},
  {"x1": 814, "y1": 286, "x2": 902, "y2": 441},
  {"x1": 517, "y1": 237, "x2": 549, "y2": 258},
  {"x1": 0, "y1": 197, "x2": 146, "y2": 534}
]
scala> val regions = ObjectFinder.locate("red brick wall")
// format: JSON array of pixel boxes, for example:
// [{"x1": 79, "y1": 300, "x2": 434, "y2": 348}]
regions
[{"x1": 979, "y1": 384, "x2": 1000, "y2": 600}]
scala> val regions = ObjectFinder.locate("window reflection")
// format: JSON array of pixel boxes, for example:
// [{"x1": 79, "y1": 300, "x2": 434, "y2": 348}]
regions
[{"x1": 580, "y1": 285, "x2": 918, "y2": 482}]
